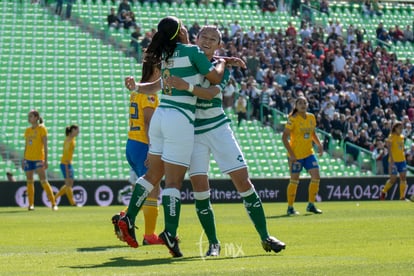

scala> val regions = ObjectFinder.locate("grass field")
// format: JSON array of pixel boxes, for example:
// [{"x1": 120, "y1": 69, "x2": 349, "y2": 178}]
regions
[{"x1": 1, "y1": 201, "x2": 413, "y2": 275}]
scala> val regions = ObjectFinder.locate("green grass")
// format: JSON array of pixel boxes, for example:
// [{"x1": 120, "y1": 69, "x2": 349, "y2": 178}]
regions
[{"x1": 1, "y1": 201, "x2": 413, "y2": 275}]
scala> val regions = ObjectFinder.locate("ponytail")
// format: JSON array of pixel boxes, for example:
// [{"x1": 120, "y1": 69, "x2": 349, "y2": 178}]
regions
[{"x1": 65, "y1": 125, "x2": 79, "y2": 136}]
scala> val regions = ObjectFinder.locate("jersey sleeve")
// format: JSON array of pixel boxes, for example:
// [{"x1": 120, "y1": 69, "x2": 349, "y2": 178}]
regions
[
  {"x1": 190, "y1": 45, "x2": 214, "y2": 76},
  {"x1": 285, "y1": 116, "x2": 294, "y2": 130}
]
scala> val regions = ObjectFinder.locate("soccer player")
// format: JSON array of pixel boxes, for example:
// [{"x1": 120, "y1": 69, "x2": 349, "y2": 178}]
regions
[
  {"x1": 282, "y1": 96, "x2": 324, "y2": 216},
  {"x1": 22, "y1": 110, "x2": 57, "y2": 211},
  {"x1": 118, "y1": 16, "x2": 226, "y2": 257},
  {"x1": 380, "y1": 121, "x2": 407, "y2": 200},
  {"x1": 55, "y1": 125, "x2": 80, "y2": 206},
  {"x1": 112, "y1": 60, "x2": 163, "y2": 245},
  {"x1": 185, "y1": 25, "x2": 286, "y2": 256}
]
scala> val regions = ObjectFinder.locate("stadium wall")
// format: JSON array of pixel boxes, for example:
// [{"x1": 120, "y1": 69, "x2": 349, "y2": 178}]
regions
[{"x1": 1, "y1": 177, "x2": 414, "y2": 207}]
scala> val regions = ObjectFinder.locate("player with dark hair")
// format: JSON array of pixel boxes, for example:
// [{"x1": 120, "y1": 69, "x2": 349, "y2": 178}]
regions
[
  {"x1": 380, "y1": 121, "x2": 407, "y2": 200},
  {"x1": 282, "y1": 96, "x2": 324, "y2": 216},
  {"x1": 55, "y1": 125, "x2": 79, "y2": 206},
  {"x1": 112, "y1": 60, "x2": 163, "y2": 245},
  {"x1": 182, "y1": 25, "x2": 286, "y2": 256},
  {"x1": 23, "y1": 110, "x2": 57, "y2": 211},
  {"x1": 117, "y1": 16, "x2": 226, "y2": 257}
]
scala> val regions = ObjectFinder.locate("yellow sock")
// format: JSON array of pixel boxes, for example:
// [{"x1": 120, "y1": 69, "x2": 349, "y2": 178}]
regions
[
  {"x1": 287, "y1": 180, "x2": 299, "y2": 207},
  {"x1": 382, "y1": 180, "x2": 394, "y2": 193},
  {"x1": 142, "y1": 197, "x2": 158, "y2": 235},
  {"x1": 26, "y1": 181, "x2": 35, "y2": 206},
  {"x1": 55, "y1": 186, "x2": 67, "y2": 200},
  {"x1": 41, "y1": 181, "x2": 56, "y2": 206},
  {"x1": 308, "y1": 179, "x2": 320, "y2": 203},
  {"x1": 66, "y1": 186, "x2": 76, "y2": 206},
  {"x1": 400, "y1": 180, "x2": 407, "y2": 200}
]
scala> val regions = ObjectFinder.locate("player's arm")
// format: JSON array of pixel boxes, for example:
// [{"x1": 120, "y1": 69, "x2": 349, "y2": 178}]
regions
[
  {"x1": 42, "y1": 135, "x2": 48, "y2": 169},
  {"x1": 386, "y1": 139, "x2": 394, "y2": 164},
  {"x1": 213, "y1": 56, "x2": 247, "y2": 69},
  {"x1": 282, "y1": 127, "x2": 296, "y2": 162},
  {"x1": 312, "y1": 132, "x2": 323, "y2": 157},
  {"x1": 166, "y1": 76, "x2": 220, "y2": 100},
  {"x1": 125, "y1": 76, "x2": 161, "y2": 94},
  {"x1": 22, "y1": 143, "x2": 27, "y2": 170},
  {"x1": 204, "y1": 59, "x2": 225, "y2": 85}
]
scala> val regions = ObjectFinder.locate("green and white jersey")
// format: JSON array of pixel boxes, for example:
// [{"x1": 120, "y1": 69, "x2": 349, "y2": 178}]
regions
[
  {"x1": 194, "y1": 62, "x2": 231, "y2": 135},
  {"x1": 160, "y1": 43, "x2": 214, "y2": 124}
]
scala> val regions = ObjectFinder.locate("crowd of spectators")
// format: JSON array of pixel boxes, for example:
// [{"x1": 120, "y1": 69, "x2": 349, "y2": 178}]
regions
[
  {"x1": 187, "y1": 11, "x2": 412, "y2": 174},
  {"x1": 104, "y1": 0, "x2": 414, "y2": 174}
]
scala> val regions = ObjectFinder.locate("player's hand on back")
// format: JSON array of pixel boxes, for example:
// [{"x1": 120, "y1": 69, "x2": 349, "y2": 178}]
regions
[{"x1": 125, "y1": 76, "x2": 136, "y2": 91}]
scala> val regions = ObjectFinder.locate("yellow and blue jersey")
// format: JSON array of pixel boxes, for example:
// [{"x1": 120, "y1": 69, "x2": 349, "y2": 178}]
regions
[
  {"x1": 128, "y1": 91, "x2": 159, "y2": 144},
  {"x1": 285, "y1": 113, "x2": 316, "y2": 160},
  {"x1": 24, "y1": 125, "x2": 48, "y2": 161},
  {"x1": 387, "y1": 133, "x2": 405, "y2": 162},
  {"x1": 61, "y1": 137, "x2": 76, "y2": 165}
]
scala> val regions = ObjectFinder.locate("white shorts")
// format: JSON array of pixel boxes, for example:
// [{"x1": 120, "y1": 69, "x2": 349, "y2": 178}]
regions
[
  {"x1": 188, "y1": 123, "x2": 247, "y2": 176},
  {"x1": 149, "y1": 108, "x2": 194, "y2": 167}
]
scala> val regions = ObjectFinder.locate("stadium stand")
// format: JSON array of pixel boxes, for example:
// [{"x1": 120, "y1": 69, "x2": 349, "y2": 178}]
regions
[{"x1": 0, "y1": 0, "x2": 412, "y2": 181}]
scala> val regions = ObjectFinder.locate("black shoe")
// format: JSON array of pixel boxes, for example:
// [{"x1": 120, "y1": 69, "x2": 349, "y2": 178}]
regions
[
  {"x1": 111, "y1": 212, "x2": 124, "y2": 242},
  {"x1": 262, "y1": 236, "x2": 286, "y2": 253},
  {"x1": 206, "y1": 243, "x2": 221, "y2": 257},
  {"x1": 306, "y1": 203, "x2": 323, "y2": 214},
  {"x1": 118, "y1": 214, "x2": 138, "y2": 248},
  {"x1": 159, "y1": 231, "x2": 183, "y2": 257}
]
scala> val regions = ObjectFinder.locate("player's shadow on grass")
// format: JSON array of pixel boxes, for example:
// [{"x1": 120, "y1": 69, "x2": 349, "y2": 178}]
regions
[
  {"x1": 67, "y1": 254, "x2": 280, "y2": 269},
  {"x1": 266, "y1": 213, "x2": 314, "y2": 219},
  {"x1": 77, "y1": 245, "x2": 126, "y2": 252},
  {"x1": 67, "y1": 256, "x2": 200, "y2": 268}
]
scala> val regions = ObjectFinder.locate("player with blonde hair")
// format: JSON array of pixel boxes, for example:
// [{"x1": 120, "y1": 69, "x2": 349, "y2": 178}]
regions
[
  {"x1": 380, "y1": 121, "x2": 407, "y2": 200},
  {"x1": 23, "y1": 110, "x2": 57, "y2": 211}
]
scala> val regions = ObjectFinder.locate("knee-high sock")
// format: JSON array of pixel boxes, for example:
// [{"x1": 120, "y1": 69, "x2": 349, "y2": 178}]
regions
[
  {"x1": 55, "y1": 185, "x2": 67, "y2": 200},
  {"x1": 66, "y1": 186, "x2": 76, "y2": 206},
  {"x1": 126, "y1": 177, "x2": 153, "y2": 224},
  {"x1": 162, "y1": 188, "x2": 181, "y2": 237},
  {"x1": 287, "y1": 180, "x2": 299, "y2": 207},
  {"x1": 400, "y1": 180, "x2": 407, "y2": 199},
  {"x1": 382, "y1": 180, "x2": 394, "y2": 193},
  {"x1": 41, "y1": 181, "x2": 56, "y2": 206},
  {"x1": 27, "y1": 181, "x2": 35, "y2": 206},
  {"x1": 240, "y1": 188, "x2": 269, "y2": 241},
  {"x1": 194, "y1": 191, "x2": 219, "y2": 244},
  {"x1": 142, "y1": 197, "x2": 158, "y2": 235},
  {"x1": 308, "y1": 179, "x2": 320, "y2": 203}
]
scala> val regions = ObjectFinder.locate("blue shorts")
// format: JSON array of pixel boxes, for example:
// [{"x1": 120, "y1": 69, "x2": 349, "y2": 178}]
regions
[
  {"x1": 290, "y1": 154, "x2": 319, "y2": 174},
  {"x1": 391, "y1": 161, "x2": 407, "y2": 175},
  {"x1": 60, "y1": 163, "x2": 74, "y2": 179},
  {"x1": 126, "y1": 139, "x2": 149, "y2": 177},
  {"x1": 23, "y1": 160, "x2": 44, "y2": 172}
]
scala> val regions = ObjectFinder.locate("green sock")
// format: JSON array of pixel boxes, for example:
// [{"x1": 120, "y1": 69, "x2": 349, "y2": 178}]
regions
[
  {"x1": 195, "y1": 198, "x2": 219, "y2": 244},
  {"x1": 126, "y1": 184, "x2": 149, "y2": 224},
  {"x1": 162, "y1": 188, "x2": 181, "y2": 237},
  {"x1": 242, "y1": 190, "x2": 269, "y2": 241}
]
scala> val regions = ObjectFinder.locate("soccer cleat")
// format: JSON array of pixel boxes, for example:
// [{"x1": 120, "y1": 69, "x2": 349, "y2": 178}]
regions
[
  {"x1": 142, "y1": 233, "x2": 164, "y2": 245},
  {"x1": 28, "y1": 205, "x2": 34, "y2": 211},
  {"x1": 287, "y1": 206, "x2": 300, "y2": 216},
  {"x1": 380, "y1": 192, "x2": 386, "y2": 200},
  {"x1": 111, "y1": 213, "x2": 124, "y2": 242},
  {"x1": 206, "y1": 243, "x2": 221, "y2": 257},
  {"x1": 262, "y1": 236, "x2": 286, "y2": 253},
  {"x1": 159, "y1": 230, "x2": 183, "y2": 257},
  {"x1": 117, "y1": 214, "x2": 139, "y2": 248},
  {"x1": 306, "y1": 203, "x2": 322, "y2": 214},
  {"x1": 52, "y1": 205, "x2": 58, "y2": 211}
]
